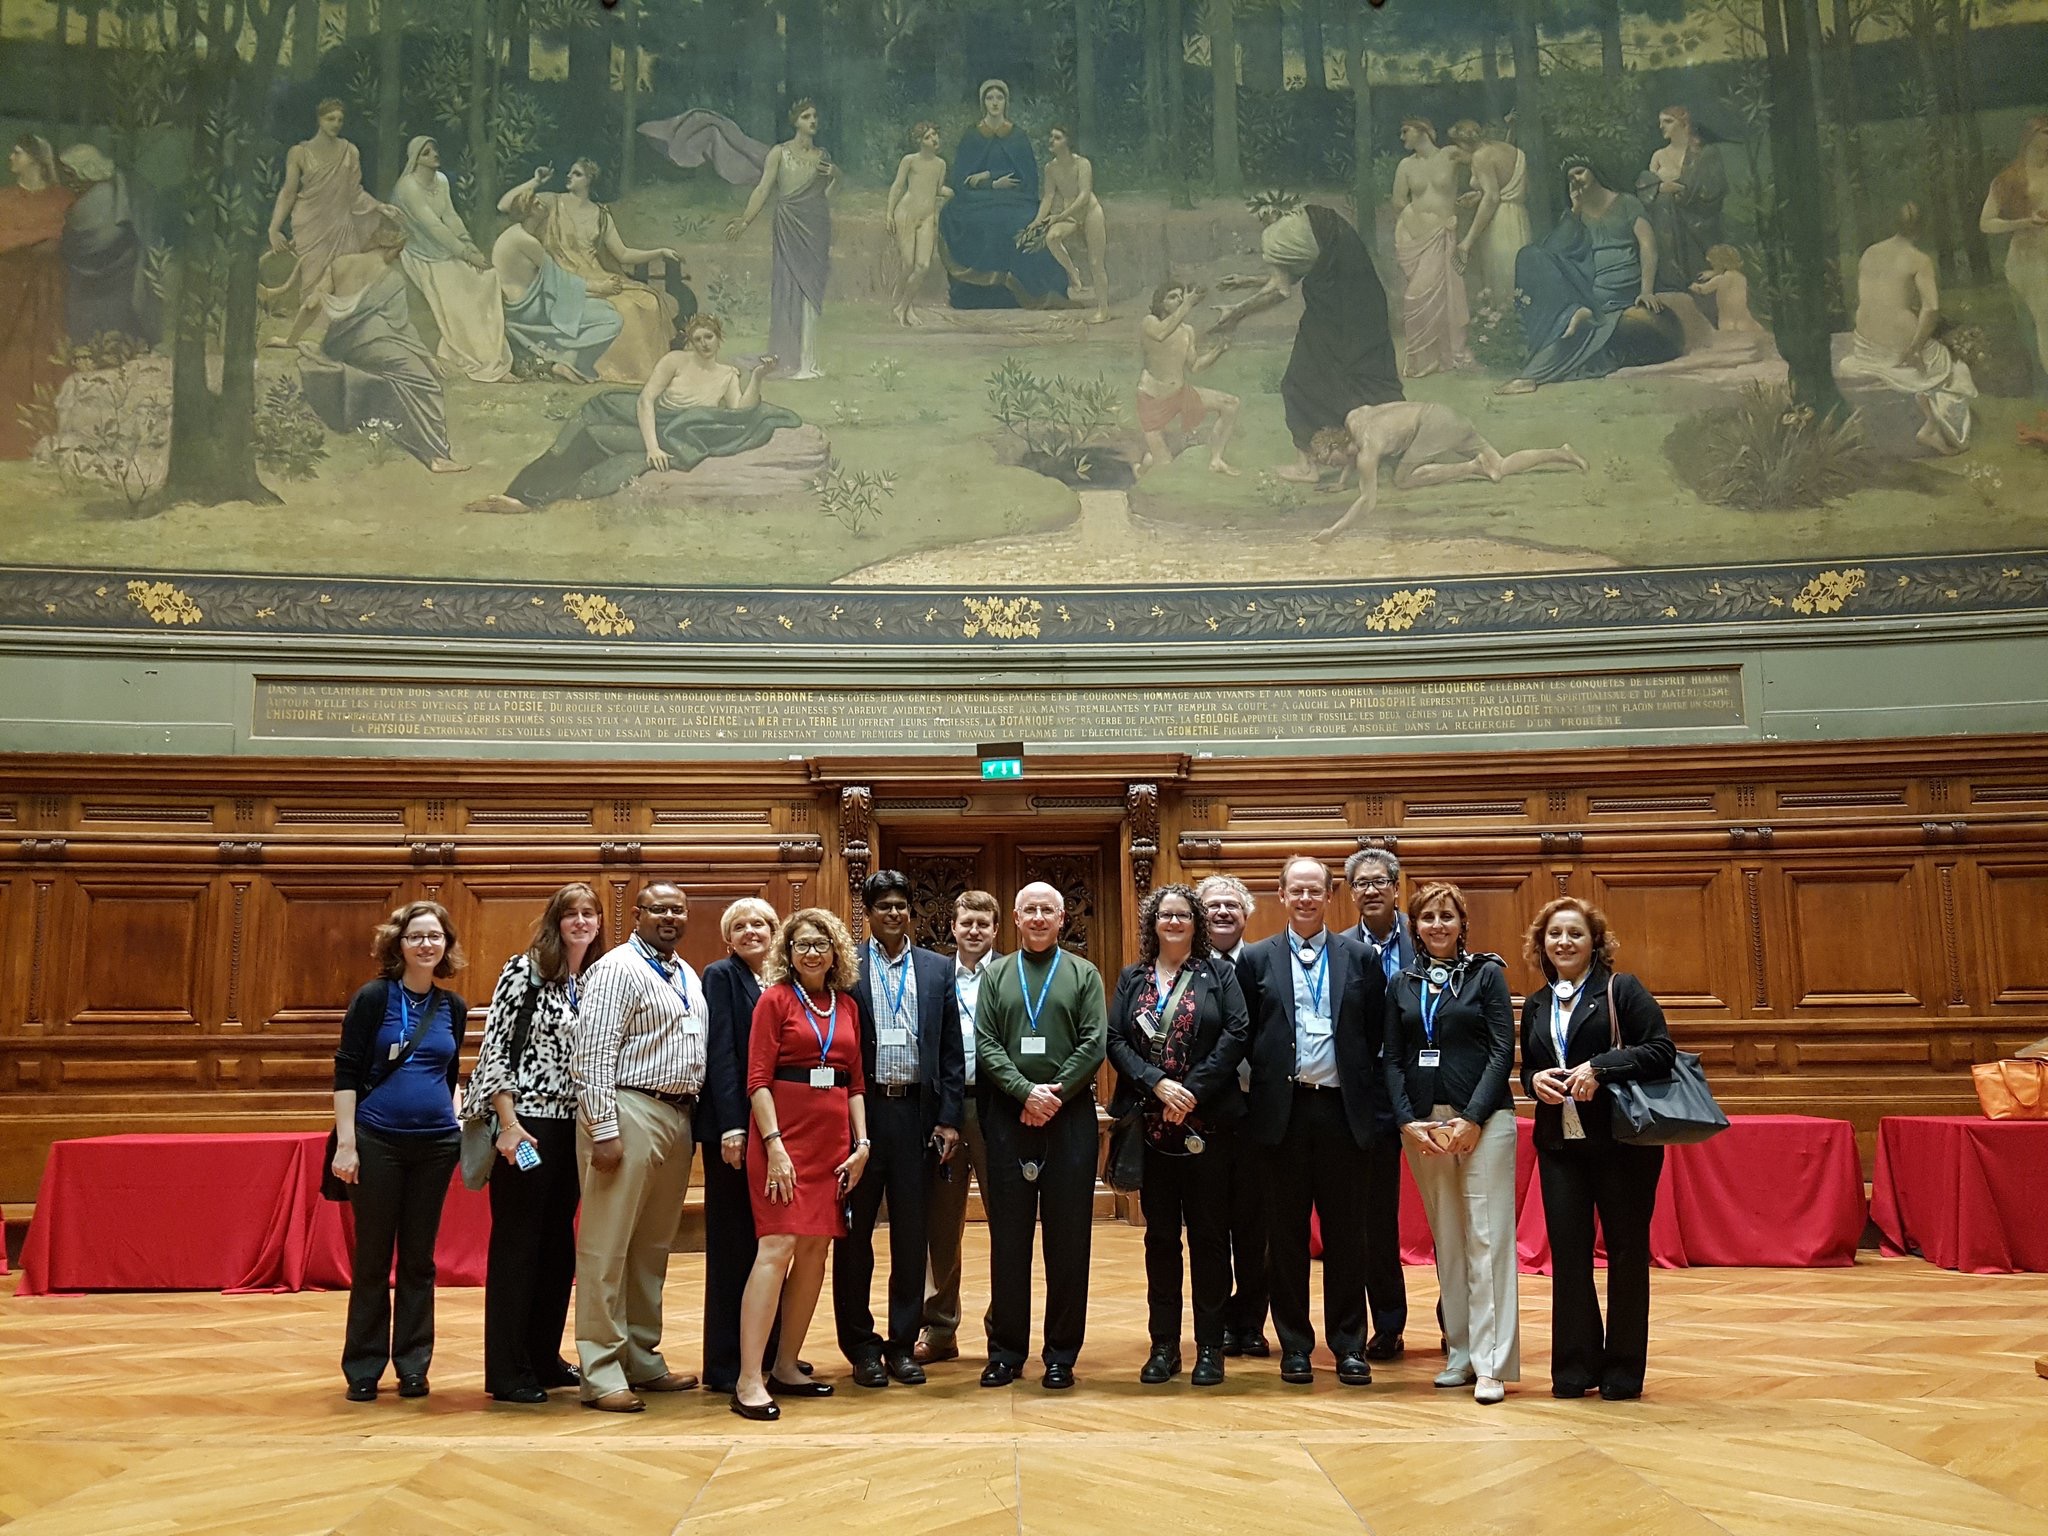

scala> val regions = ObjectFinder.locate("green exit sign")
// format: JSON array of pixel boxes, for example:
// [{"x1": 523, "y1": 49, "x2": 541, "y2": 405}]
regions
[{"x1": 981, "y1": 758, "x2": 1024, "y2": 780}]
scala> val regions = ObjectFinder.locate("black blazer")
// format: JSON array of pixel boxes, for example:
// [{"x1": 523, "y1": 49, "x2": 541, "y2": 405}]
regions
[
  {"x1": 700, "y1": 955, "x2": 764, "y2": 1143},
  {"x1": 1105, "y1": 955, "x2": 1252, "y2": 1125},
  {"x1": 1235, "y1": 928, "x2": 1385, "y2": 1150},
  {"x1": 1519, "y1": 967, "x2": 1678, "y2": 1152},
  {"x1": 332, "y1": 977, "x2": 469, "y2": 1098},
  {"x1": 852, "y1": 943, "x2": 966, "y2": 1132},
  {"x1": 1384, "y1": 955, "x2": 1516, "y2": 1125}
]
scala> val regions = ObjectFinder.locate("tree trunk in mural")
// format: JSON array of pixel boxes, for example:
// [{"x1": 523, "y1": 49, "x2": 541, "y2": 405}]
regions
[
  {"x1": 292, "y1": 0, "x2": 320, "y2": 79},
  {"x1": 1510, "y1": 0, "x2": 1551, "y2": 231},
  {"x1": 163, "y1": 0, "x2": 295, "y2": 506},
  {"x1": 347, "y1": 0, "x2": 367, "y2": 41},
  {"x1": 1209, "y1": 0, "x2": 1241, "y2": 194},
  {"x1": 1143, "y1": 0, "x2": 1167, "y2": 176},
  {"x1": 745, "y1": 1, "x2": 781, "y2": 140},
  {"x1": 507, "y1": 0, "x2": 529, "y2": 85},
  {"x1": 1826, "y1": 0, "x2": 1871, "y2": 257},
  {"x1": 1241, "y1": 2, "x2": 1281, "y2": 94},
  {"x1": 1598, "y1": 0, "x2": 1625, "y2": 77},
  {"x1": 1479, "y1": 35, "x2": 1503, "y2": 124},
  {"x1": 618, "y1": 0, "x2": 641, "y2": 198},
  {"x1": 1348, "y1": 8, "x2": 1373, "y2": 229},
  {"x1": 468, "y1": 0, "x2": 495, "y2": 229},
  {"x1": 1943, "y1": 0, "x2": 1990, "y2": 281},
  {"x1": 1166, "y1": 0, "x2": 1192, "y2": 208},
  {"x1": 1760, "y1": 0, "x2": 1842, "y2": 418},
  {"x1": 376, "y1": 0, "x2": 404, "y2": 199},
  {"x1": 1300, "y1": 0, "x2": 1326, "y2": 92},
  {"x1": 1073, "y1": 0, "x2": 1097, "y2": 153}
]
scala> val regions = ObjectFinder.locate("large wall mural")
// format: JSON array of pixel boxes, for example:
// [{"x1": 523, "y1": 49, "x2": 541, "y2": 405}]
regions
[{"x1": 0, "y1": 0, "x2": 2043, "y2": 648}]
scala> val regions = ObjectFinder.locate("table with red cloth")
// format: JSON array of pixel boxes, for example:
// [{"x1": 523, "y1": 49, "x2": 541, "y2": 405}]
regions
[
  {"x1": 1310, "y1": 1114, "x2": 1866, "y2": 1273},
  {"x1": 1870, "y1": 1116, "x2": 2048, "y2": 1274},
  {"x1": 16, "y1": 1132, "x2": 489, "y2": 1296}
]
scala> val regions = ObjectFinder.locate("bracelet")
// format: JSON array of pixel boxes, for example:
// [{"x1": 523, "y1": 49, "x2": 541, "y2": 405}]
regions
[
  {"x1": 855, "y1": 1138, "x2": 871, "y2": 1149},
  {"x1": 761, "y1": 1130, "x2": 783, "y2": 1143}
]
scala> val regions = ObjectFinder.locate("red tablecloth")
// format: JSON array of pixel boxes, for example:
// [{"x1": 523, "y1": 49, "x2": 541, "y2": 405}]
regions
[
  {"x1": 17, "y1": 1132, "x2": 490, "y2": 1296},
  {"x1": 1870, "y1": 1116, "x2": 2048, "y2": 1274},
  {"x1": 1315, "y1": 1114, "x2": 1865, "y2": 1272}
]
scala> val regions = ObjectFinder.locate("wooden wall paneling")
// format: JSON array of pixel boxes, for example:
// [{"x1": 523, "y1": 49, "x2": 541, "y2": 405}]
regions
[
  {"x1": 243, "y1": 874, "x2": 410, "y2": 1031},
  {"x1": 1583, "y1": 864, "x2": 1744, "y2": 1015},
  {"x1": 1778, "y1": 861, "x2": 1937, "y2": 1012},
  {"x1": 1403, "y1": 861, "x2": 1554, "y2": 998},
  {"x1": 59, "y1": 873, "x2": 213, "y2": 1028},
  {"x1": 1972, "y1": 857, "x2": 2048, "y2": 1009}
]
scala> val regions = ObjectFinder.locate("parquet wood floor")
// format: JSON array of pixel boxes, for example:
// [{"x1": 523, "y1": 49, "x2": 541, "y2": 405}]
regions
[{"x1": 3, "y1": 1225, "x2": 2046, "y2": 1535}]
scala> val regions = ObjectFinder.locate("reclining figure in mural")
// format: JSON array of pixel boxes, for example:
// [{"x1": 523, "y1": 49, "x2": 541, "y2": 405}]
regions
[
  {"x1": 1499, "y1": 157, "x2": 1683, "y2": 394},
  {"x1": 469, "y1": 313, "x2": 801, "y2": 511},
  {"x1": 1212, "y1": 190, "x2": 1405, "y2": 482},
  {"x1": 1308, "y1": 403, "x2": 1585, "y2": 545},
  {"x1": 267, "y1": 229, "x2": 466, "y2": 475},
  {"x1": 1836, "y1": 203, "x2": 1976, "y2": 455}
]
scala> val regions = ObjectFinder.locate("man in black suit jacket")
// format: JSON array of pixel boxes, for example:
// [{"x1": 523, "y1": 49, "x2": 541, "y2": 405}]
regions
[
  {"x1": 834, "y1": 870, "x2": 965, "y2": 1386},
  {"x1": 1237, "y1": 855, "x2": 1386, "y2": 1386},
  {"x1": 1344, "y1": 846, "x2": 1413, "y2": 1361}
]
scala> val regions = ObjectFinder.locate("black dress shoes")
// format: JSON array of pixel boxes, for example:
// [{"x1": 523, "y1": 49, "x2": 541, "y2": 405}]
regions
[
  {"x1": 1140, "y1": 1346, "x2": 1182, "y2": 1384},
  {"x1": 539, "y1": 1360, "x2": 581, "y2": 1389},
  {"x1": 729, "y1": 1392, "x2": 781, "y2": 1421},
  {"x1": 1041, "y1": 1363, "x2": 1076, "y2": 1390},
  {"x1": 850, "y1": 1356, "x2": 890, "y2": 1389},
  {"x1": 490, "y1": 1385, "x2": 549, "y2": 1404},
  {"x1": 767, "y1": 1373, "x2": 835, "y2": 1398},
  {"x1": 1191, "y1": 1347, "x2": 1226, "y2": 1388},
  {"x1": 1599, "y1": 1382, "x2": 1643, "y2": 1401},
  {"x1": 980, "y1": 1360, "x2": 1019, "y2": 1387},
  {"x1": 1552, "y1": 1382, "x2": 1590, "y2": 1399},
  {"x1": 1240, "y1": 1334, "x2": 1272, "y2": 1358},
  {"x1": 1221, "y1": 1328, "x2": 1245, "y2": 1357},
  {"x1": 396, "y1": 1374, "x2": 429, "y2": 1398},
  {"x1": 1279, "y1": 1352, "x2": 1314, "y2": 1384},
  {"x1": 885, "y1": 1352, "x2": 927, "y2": 1385},
  {"x1": 1365, "y1": 1332, "x2": 1405, "y2": 1362},
  {"x1": 345, "y1": 1379, "x2": 377, "y2": 1402},
  {"x1": 1335, "y1": 1354, "x2": 1373, "y2": 1386}
]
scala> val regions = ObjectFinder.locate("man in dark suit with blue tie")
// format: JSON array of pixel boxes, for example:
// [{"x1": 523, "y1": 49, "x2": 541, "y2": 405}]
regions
[
  {"x1": 1346, "y1": 847, "x2": 1413, "y2": 1361},
  {"x1": 834, "y1": 870, "x2": 965, "y2": 1387},
  {"x1": 1238, "y1": 855, "x2": 1387, "y2": 1386}
]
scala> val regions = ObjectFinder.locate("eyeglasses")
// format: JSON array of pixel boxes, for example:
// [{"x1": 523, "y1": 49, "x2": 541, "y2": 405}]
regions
[
  {"x1": 791, "y1": 939, "x2": 834, "y2": 955},
  {"x1": 1202, "y1": 901, "x2": 1244, "y2": 916},
  {"x1": 402, "y1": 932, "x2": 446, "y2": 945},
  {"x1": 1018, "y1": 905, "x2": 1061, "y2": 919},
  {"x1": 1156, "y1": 910, "x2": 1194, "y2": 923},
  {"x1": 639, "y1": 905, "x2": 687, "y2": 918},
  {"x1": 1351, "y1": 877, "x2": 1394, "y2": 892}
]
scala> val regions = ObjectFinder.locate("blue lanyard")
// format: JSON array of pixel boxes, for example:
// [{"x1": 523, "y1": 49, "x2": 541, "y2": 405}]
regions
[
  {"x1": 1297, "y1": 942, "x2": 1328, "y2": 1014},
  {"x1": 872, "y1": 941, "x2": 911, "y2": 1024},
  {"x1": 1551, "y1": 985, "x2": 1575, "y2": 1062},
  {"x1": 793, "y1": 981, "x2": 839, "y2": 1063},
  {"x1": 396, "y1": 985, "x2": 434, "y2": 1047},
  {"x1": 641, "y1": 949, "x2": 690, "y2": 1013},
  {"x1": 1420, "y1": 981, "x2": 1444, "y2": 1047},
  {"x1": 1019, "y1": 947, "x2": 1062, "y2": 1034},
  {"x1": 564, "y1": 975, "x2": 580, "y2": 1012}
]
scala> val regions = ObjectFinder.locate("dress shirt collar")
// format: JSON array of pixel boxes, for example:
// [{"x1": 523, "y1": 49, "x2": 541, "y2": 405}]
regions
[
  {"x1": 1285, "y1": 926, "x2": 1329, "y2": 958},
  {"x1": 955, "y1": 951, "x2": 993, "y2": 980},
  {"x1": 630, "y1": 932, "x2": 678, "y2": 974}
]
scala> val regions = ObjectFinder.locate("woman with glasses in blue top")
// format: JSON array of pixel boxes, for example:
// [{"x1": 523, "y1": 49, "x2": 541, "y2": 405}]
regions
[{"x1": 331, "y1": 899, "x2": 470, "y2": 1402}]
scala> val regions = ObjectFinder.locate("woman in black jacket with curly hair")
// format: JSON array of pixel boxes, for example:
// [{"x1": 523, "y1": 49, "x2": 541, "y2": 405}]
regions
[
  {"x1": 1106, "y1": 883, "x2": 1252, "y2": 1388},
  {"x1": 1520, "y1": 896, "x2": 1677, "y2": 1402}
]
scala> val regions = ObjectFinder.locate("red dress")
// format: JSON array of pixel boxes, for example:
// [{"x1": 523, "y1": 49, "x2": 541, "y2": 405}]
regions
[{"x1": 747, "y1": 981, "x2": 865, "y2": 1236}]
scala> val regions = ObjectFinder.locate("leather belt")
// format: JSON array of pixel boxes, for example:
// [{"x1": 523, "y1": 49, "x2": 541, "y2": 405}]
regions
[
  {"x1": 1293, "y1": 1080, "x2": 1344, "y2": 1092},
  {"x1": 874, "y1": 1082, "x2": 919, "y2": 1099},
  {"x1": 772, "y1": 1067, "x2": 851, "y2": 1087},
  {"x1": 620, "y1": 1085, "x2": 697, "y2": 1111}
]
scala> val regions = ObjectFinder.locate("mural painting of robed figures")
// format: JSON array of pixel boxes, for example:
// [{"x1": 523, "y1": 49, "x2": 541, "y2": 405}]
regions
[{"x1": 0, "y1": 0, "x2": 2044, "y2": 610}]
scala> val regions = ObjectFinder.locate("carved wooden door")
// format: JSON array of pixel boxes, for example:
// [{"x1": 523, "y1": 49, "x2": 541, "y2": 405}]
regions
[{"x1": 878, "y1": 829, "x2": 1122, "y2": 969}]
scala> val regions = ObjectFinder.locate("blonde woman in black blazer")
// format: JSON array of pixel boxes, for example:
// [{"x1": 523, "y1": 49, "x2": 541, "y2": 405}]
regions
[
  {"x1": 1384, "y1": 880, "x2": 1519, "y2": 1405},
  {"x1": 1106, "y1": 884, "x2": 1252, "y2": 1388},
  {"x1": 1519, "y1": 897, "x2": 1677, "y2": 1402}
]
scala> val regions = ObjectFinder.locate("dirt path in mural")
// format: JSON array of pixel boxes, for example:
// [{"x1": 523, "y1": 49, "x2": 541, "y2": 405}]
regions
[{"x1": 837, "y1": 490, "x2": 1620, "y2": 586}]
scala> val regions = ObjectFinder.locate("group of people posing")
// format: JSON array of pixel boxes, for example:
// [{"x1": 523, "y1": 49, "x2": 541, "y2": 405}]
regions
[{"x1": 328, "y1": 848, "x2": 1680, "y2": 1416}]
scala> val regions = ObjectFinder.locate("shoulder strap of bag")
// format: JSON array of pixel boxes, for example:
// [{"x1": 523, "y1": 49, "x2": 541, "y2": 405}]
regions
[
  {"x1": 505, "y1": 960, "x2": 547, "y2": 1077},
  {"x1": 365, "y1": 983, "x2": 435, "y2": 1097},
  {"x1": 1607, "y1": 973, "x2": 1620, "y2": 1052}
]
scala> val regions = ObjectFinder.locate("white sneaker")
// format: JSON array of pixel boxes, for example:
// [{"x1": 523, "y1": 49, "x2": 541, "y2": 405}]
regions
[
  {"x1": 1474, "y1": 1377, "x2": 1506, "y2": 1405},
  {"x1": 1433, "y1": 1367, "x2": 1476, "y2": 1388}
]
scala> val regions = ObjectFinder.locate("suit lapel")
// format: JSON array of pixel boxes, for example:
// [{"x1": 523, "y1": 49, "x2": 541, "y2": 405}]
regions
[
  {"x1": 1562, "y1": 972, "x2": 1609, "y2": 1059},
  {"x1": 1324, "y1": 930, "x2": 1347, "y2": 1016},
  {"x1": 1272, "y1": 934, "x2": 1298, "y2": 1027}
]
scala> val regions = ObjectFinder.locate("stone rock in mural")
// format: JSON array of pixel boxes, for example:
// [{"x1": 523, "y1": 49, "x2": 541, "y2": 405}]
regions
[{"x1": 624, "y1": 423, "x2": 830, "y2": 505}]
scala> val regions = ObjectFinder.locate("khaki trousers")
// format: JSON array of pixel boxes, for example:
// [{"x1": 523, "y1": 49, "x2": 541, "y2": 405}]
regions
[
  {"x1": 1407, "y1": 1104, "x2": 1521, "y2": 1382},
  {"x1": 575, "y1": 1090, "x2": 694, "y2": 1399}
]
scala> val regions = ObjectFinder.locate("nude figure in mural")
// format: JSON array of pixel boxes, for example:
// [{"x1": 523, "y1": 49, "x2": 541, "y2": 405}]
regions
[
  {"x1": 1022, "y1": 125, "x2": 1109, "y2": 323},
  {"x1": 1689, "y1": 246, "x2": 1764, "y2": 334},
  {"x1": 885, "y1": 123, "x2": 952, "y2": 327},
  {"x1": 1307, "y1": 404, "x2": 1584, "y2": 545},
  {"x1": 265, "y1": 99, "x2": 394, "y2": 306},
  {"x1": 1448, "y1": 120, "x2": 1530, "y2": 313},
  {"x1": 1391, "y1": 118, "x2": 1472, "y2": 377},
  {"x1": 1980, "y1": 116, "x2": 2048, "y2": 398},
  {"x1": 1135, "y1": 278, "x2": 1238, "y2": 478},
  {"x1": 1836, "y1": 203, "x2": 1976, "y2": 455}
]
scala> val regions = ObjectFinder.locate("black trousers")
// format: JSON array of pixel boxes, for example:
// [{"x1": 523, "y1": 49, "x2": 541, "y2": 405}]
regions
[
  {"x1": 1223, "y1": 1112, "x2": 1269, "y2": 1340},
  {"x1": 343, "y1": 1125, "x2": 460, "y2": 1385},
  {"x1": 482, "y1": 1116, "x2": 579, "y2": 1394},
  {"x1": 982, "y1": 1088, "x2": 1096, "y2": 1369},
  {"x1": 701, "y1": 1140, "x2": 781, "y2": 1389},
  {"x1": 834, "y1": 1092, "x2": 931, "y2": 1361},
  {"x1": 1140, "y1": 1129, "x2": 1236, "y2": 1350},
  {"x1": 1363, "y1": 1134, "x2": 1409, "y2": 1338},
  {"x1": 1266, "y1": 1088, "x2": 1369, "y2": 1360},
  {"x1": 1539, "y1": 1139, "x2": 1664, "y2": 1395}
]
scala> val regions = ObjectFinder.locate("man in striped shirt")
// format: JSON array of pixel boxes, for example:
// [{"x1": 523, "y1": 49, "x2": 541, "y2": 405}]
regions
[{"x1": 570, "y1": 880, "x2": 708, "y2": 1411}]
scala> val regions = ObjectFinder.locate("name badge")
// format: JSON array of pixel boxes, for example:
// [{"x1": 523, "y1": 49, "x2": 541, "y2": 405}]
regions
[
  {"x1": 388, "y1": 1041, "x2": 405, "y2": 1060},
  {"x1": 809, "y1": 1067, "x2": 837, "y2": 1089},
  {"x1": 1021, "y1": 1036, "x2": 1049, "y2": 1056},
  {"x1": 1418, "y1": 1049, "x2": 1441, "y2": 1069},
  {"x1": 879, "y1": 1026, "x2": 910, "y2": 1047},
  {"x1": 1134, "y1": 1010, "x2": 1159, "y2": 1041},
  {"x1": 1302, "y1": 1015, "x2": 1333, "y2": 1038},
  {"x1": 684, "y1": 1014, "x2": 706, "y2": 1035}
]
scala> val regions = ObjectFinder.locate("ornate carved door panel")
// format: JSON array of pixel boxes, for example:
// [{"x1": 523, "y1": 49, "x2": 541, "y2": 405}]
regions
[{"x1": 881, "y1": 829, "x2": 1121, "y2": 967}]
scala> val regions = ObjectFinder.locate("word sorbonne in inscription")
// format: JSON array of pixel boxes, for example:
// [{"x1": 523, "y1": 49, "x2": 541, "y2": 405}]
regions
[{"x1": 253, "y1": 671, "x2": 1744, "y2": 745}]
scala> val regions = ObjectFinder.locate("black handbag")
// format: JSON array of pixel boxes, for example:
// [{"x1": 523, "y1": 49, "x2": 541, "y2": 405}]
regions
[
  {"x1": 1105, "y1": 1111, "x2": 1145, "y2": 1193},
  {"x1": 459, "y1": 974, "x2": 546, "y2": 1191},
  {"x1": 1603, "y1": 976, "x2": 1729, "y2": 1146},
  {"x1": 322, "y1": 985, "x2": 437, "y2": 1201}
]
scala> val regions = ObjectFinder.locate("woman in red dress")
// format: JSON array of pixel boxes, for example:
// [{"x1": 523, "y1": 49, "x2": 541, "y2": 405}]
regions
[
  {"x1": 0, "y1": 134, "x2": 75, "y2": 460},
  {"x1": 733, "y1": 907, "x2": 870, "y2": 1420}
]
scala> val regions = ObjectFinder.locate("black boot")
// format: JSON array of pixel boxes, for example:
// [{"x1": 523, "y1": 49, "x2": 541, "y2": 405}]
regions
[
  {"x1": 1191, "y1": 1346, "x2": 1226, "y2": 1387},
  {"x1": 1139, "y1": 1344, "x2": 1182, "y2": 1384}
]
